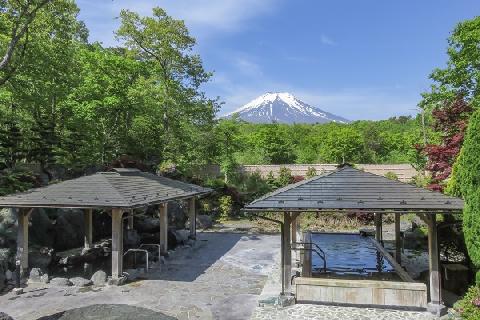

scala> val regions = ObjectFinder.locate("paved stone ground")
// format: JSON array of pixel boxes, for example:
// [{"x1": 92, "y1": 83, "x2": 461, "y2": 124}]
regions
[
  {"x1": 251, "y1": 305, "x2": 435, "y2": 320},
  {"x1": 0, "y1": 232, "x2": 280, "y2": 320}
]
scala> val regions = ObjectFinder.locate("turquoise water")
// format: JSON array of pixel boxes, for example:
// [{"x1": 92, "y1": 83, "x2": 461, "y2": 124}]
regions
[{"x1": 311, "y1": 233, "x2": 400, "y2": 280}]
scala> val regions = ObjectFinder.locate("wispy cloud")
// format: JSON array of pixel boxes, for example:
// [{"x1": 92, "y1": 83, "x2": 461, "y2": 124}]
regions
[
  {"x1": 77, "y1": 0, "x2": 279, "y2": 45},
  {"x1": 320, "y1": 34, "x2": 336, "y2": 46}
]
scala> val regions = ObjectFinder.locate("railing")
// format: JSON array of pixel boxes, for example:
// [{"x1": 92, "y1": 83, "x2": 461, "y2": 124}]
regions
[
  {"x1": 123, "y1": 249, "x2": 149, "y2": 272},
  {"x1": 292, "y1": 241, "x2": 327, "y2": 273}
]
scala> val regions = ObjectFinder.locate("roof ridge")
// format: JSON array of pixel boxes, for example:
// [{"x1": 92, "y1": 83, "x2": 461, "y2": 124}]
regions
[{"x1": 98, "y1": 173, "x2": 132, "y2": 207}]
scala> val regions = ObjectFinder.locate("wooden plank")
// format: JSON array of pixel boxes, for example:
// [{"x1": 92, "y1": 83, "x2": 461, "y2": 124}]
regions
[
  {"x1": 283, "y1": 213, "x2": 292, "y2": 293},
  {"x1": 188, "y1": 198, "x2": 196, "y2": 239},
  {"x1": 395, "y1": 212, "x2": 401, "y2": 264},
  {"x1": 368, "y1": 237, "x2": 413, "y2": 282}
]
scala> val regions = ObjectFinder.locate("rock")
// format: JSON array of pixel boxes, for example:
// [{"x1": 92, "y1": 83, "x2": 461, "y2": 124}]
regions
[
  {"x1": 0, "y1": 312, "x2": 14, "y2": 320},
  {"x1": 12, "y1": 287, "x2": 23, "y2": 295},
  {"x1": 107, "y1": 275, "x2": 127, "y2": 286},
  {"x1": 29, "y1": 247, "x2": 54, "y2": 269},
  {"x1": 50, "y1": 277, "x2": 72, "y2": 286},
  {"x1": 174, "y1": 229, "x2": 189, "y2": 244},
  {"x1": 91, "y1": 270, "x2": 107, "y2": 286},
  {"x1": 53, "y1": 209, "x2": 85, "y2": 251},
  {"x1": 5, "y1": 270, "x2": 12, "y2": 281},
  {"x1": 28, "y1": 268, "x2": 43, "y2": 283},
  {"x1": 41, "y1": 274, "x2": 50, "y2": 284},
  {"x1": 196, "y1": 215, "x2": 213, "y2": 229},
  {"x1": 168, "y1": 202, "x2": 187, "y2": 229},
  {"x1": 124, "y1": 229, "x2": 141, "y2": 247},
  {"x1": 134, "y1": 217, "x2": 160, "y2": 233},
  {"x1": 29, "y1": 209, "x2": 54, "y2": 247},
  {"x1": 69, "y1": 277, "x2": 92, "y2": 287}
]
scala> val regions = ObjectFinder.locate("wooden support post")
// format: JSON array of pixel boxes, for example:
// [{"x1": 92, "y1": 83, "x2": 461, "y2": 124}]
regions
[
  {"x1": 127, "y1": 210, "x2": 134, "y2": 230},
  {"x1": 291, "y1": 213, "x2": 301, "y2": 264},
  {"x1": 395, "y1": 212, "x2": 401, "y2": 264},
  {"x1": 159, "y1": 203, "x2": 168, "y2": 255},
  {"x1": 426, "y1": 214, "x2": 446, "y2": 316},
  {"x1": 111, "y1": 208, "x2": 124, "y2": 279},
  {"x1": 375, "y1": 212, "x2": 383, "y2": 244},
  {"x1": 302, "y1": 231, "x2": 312, "y2": 277},
  {"x1": 16, "y1": 208, "x2": 29, "y2": 274},
  {"x1": 282, "y1": 212, "x2": 292, "y2": 294},
  {"x1": 84, "y1": 209, "x2": 93, "y2": 250},
  {"x1": 188, "y1": 197, "x2": 196, "y2": 239}
]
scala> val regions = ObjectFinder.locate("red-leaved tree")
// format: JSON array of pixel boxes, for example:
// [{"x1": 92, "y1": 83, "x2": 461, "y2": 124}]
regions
[{"x1": 417, "y1": 96, "x2": 472, "y2": 192}]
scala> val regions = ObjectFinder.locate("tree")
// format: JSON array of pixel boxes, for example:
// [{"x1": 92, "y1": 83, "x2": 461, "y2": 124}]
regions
[
  {"x1": 320, "y1": 126, "x2": 364, "y2": 164},
  {"x1": 215, "y1": 118, "x2": 243, "y2": 183},
  {"x1": 116, "y1": 7, "x2": 218, "y2": 170},
  {"x1": 0, "y1": 0, "x2": 53, "y2": 85},
  {"x1": 419, "y1": 97, "x2": 472, "y2": 191},
  {"x1": 448, "y1": 109, "x2": 480, "y2": 282},
  {"x1": 420, "y1": 16, "x2": 480, "y2": 112},
  {"x1": 251, "y1": 124, "x2": 296, "y2": 164}
]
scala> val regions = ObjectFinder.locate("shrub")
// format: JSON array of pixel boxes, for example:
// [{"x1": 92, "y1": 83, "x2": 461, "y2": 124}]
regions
[
  {"x1": 453, "y1": 285, "x2": 480, "y2": 320},
  {"x1": 218, "y1": 195, "x2": 233, "y2": 220},
  {"x1": 276, "y1": 167, "x2": 293, "y2": 187},
  {"x1": 384, "y1": 171, "x2": 399, "y2": 181},
  {"x1": 448, "y1": 109, "x2": 480, "y2": 279},
  {"x1": 306, "y1": 167, "x2": 317, "y2": 179}
]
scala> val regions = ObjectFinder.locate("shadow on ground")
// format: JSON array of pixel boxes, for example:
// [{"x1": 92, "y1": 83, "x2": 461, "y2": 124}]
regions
[
  {"x1": 146, "y1": 233, "x2": 262, "y2": 282},
  {"x1": 35, "y1": 304, "x2": 177, "y2": 320}
]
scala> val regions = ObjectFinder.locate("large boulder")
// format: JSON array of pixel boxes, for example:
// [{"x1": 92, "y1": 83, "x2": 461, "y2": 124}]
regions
[
  {"x1": 28, "y1": 268, "x2": 43, "y2": 283},
  {"x1": 29, "y1": 247, "x2": 55, "y2": 270},
  {"x1": 174, "y1": 230, "x2": 189, "y2": 244},
  {"x1": 53, "y1": 209, "x2": 85, "y2": 251},
  {"x1": 168, "y1": 201, "x2": 187, "y2": 229},
  {"x1": 124, "y1": 229, "x2": 141, "y2": 247},
  {"x1": 0, "y1": 312, "x2": 14, "y2": 320},
  {"x1": 29, "y1": 209, "x2": 54, "y2": 247},
  {"x1": 134, "y1": 217, "x2": 160, "y2": 233},
  {"x1": 50, "y1": 277, "x2": 72, "y2": 286},
  {"x1": 91, "y1": 270, "x2": 107, "y2": 286}
]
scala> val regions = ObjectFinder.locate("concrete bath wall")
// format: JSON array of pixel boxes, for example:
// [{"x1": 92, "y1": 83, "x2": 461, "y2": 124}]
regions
[{"x1": 295, "y1": 277, "x2": 427, "y2": 309}]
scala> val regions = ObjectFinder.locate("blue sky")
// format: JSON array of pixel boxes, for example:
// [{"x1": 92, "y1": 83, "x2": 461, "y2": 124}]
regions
[{"x1": 76, "y1": 0, "x2": 479, "y2": 120}]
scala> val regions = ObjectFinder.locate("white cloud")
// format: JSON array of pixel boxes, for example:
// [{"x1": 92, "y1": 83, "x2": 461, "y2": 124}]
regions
[
  {"x1": 77, "y1": 0, "x2": 279, "y2": 46},
  {"x1": 320, "y1": 34, "x2": 336, "y2": 46}
]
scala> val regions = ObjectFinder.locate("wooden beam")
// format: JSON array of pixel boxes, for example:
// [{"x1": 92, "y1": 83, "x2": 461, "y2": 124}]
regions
[
  {"x1": 302, "y1": 231, "x2": 312, "y2": 277},
  {"x1": 283, "y1": 212, "x2": 292, "y2": 294},
  {"x1": 16, "y1": 208, "x2": 29, "y2": 274},
  {"x1": 395, "y1": 212, "x2": 401, "y2": 264},
  {"x1": 375, "y1": 212, "x2": 383, "y2": 244},
  {"x1": 159, "y1": 203, "x2": 168, "y2": 255},
  {"x1": 426, "y1": 214, "x2": 446, "y2": 315},
  {"x1": 111, "y1": 209, "x2": 124, "y2": 279},
  {"x1": 84, "y1": 209, "x2": 93, "y2": 250},
  {"x1": 188, "y1": 198, "x2": 196, "y2": 239}
]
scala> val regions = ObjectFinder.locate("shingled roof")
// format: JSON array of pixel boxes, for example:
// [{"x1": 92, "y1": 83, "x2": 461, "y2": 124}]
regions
[
  {"x1": 0, "y1": 168, "x2": 211, "y2": 209},
  {"x1": 244, "y1": 166, "x2": 463, "y2": 213}
]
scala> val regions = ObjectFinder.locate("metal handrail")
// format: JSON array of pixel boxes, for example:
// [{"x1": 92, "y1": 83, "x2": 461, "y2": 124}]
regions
[
  {"x1": 291, "y1": 242, "x2": 327, "y2": 273},
  {"x1": 124, "y1": 249, "x2": 149, "y2": 272}
]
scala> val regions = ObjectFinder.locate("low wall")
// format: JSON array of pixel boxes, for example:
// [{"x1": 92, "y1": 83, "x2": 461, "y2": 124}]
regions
[{"x1": 295, "y1": 277, "x2": 427, "y2": 309}]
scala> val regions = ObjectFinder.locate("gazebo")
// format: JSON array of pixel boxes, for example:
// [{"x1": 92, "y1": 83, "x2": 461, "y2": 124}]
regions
[
  {"x1": 244, "y1": 165, "x2": 464, "y2": 315},
  {"x1": 0, "y1": 168, "x2": 211, "y2": 282}
]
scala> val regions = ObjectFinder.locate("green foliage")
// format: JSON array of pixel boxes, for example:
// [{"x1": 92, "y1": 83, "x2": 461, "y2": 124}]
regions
[
  {"x1": 0, "y1": 167, "x2": 36, "y2": 196},
  {"x1": 453, "y1": 285, "x2": 480, "y2": 320},
  {"x1": 320, "y1": 125, "x2": 364, "y2": 164},
  {"x1": 306, "y1": 167, "x2": 317, "y2": 179},
  {"x1": 448, "y1": 109, "x2": 480, "y2": 270},
  {"x1": 276, "y1": 167, "x2": 293, "y2": 187},
  {"x1": 218, "y1": 195, "x2": 233, "y2": 220},
  {"x1": 384, "y1": 172, "x2": 399, "y2": 181}
]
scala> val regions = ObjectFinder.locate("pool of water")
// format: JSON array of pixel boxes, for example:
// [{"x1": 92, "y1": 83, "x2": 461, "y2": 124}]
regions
[{"x1": 311, "y1": 233, "x2": 401, "y2": 281}]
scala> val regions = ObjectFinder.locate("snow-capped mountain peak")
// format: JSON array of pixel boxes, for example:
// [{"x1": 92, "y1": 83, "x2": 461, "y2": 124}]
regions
[{"x1": 223, "y1": 92, "x2": 349, "y2": 124}]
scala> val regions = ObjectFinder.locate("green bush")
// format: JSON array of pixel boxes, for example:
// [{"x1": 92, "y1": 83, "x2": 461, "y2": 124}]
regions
[
  {"x1": 449, "y1": 109, "x2": 480, "y2": 277},
  {"x1": 306, "y1": 167, "x2": 317, "y2": 179},
  {"x1": 276, "y1": 167, "x2": 293, "y2": 187},
  {"x1": 219, "y1": 195, "x2": 233, "y2": 220},
  {"x1": 384, "y1": 171, "x2": 399, "y2": 181},
  {"x1": 453, "y1": 285, "x2": 480, "y2": 320}
]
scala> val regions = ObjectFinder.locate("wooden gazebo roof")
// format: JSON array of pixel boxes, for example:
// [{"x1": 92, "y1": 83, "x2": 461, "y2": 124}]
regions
[
  {"x1": 0, "y1": 168, "x2": 211, "y2": 209},
  {"x1": 244, "y1": 166, "x2": 463, "y2": 213}
]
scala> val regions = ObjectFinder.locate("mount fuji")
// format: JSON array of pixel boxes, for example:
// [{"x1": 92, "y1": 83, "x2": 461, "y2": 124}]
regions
[{"x1": 222, "y1": 92, "x2": 349, "y2": 124}]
